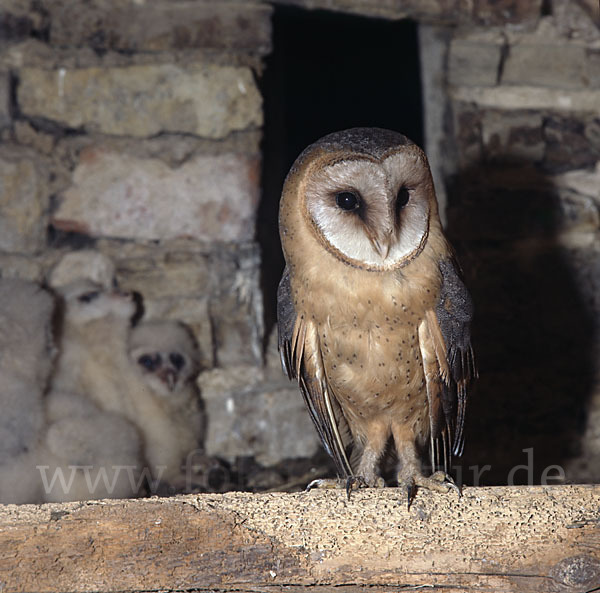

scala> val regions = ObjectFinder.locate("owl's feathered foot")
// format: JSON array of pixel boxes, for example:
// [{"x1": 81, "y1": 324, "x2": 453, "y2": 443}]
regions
[
  {"x1": 398, "y1": 469, "x2": 461, "y2": 508},
  {"x1": 306, "y1": 475, "x2": 385, "y2": 499}
]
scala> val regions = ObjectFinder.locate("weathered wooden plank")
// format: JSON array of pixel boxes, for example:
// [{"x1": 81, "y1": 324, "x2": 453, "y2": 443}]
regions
[{"x1": 1, "y1": 485, "x2": 599, "y2": 593}]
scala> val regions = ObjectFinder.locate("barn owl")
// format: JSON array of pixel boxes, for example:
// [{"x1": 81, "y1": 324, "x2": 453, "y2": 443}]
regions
[
  {"x1": 277, "y1": 128, "x2": 476, "y2": 501},
  {"x1": 128, "y1": 320, "x2": 204, "y2": 486},
  {"x1": 51, "y1": 279, "x2": 140, "y2": 418}
]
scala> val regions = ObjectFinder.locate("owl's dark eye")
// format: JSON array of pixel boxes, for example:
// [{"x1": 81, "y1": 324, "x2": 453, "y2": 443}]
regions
[
  {"x1": 335, "y1": 191, "x2": 360, "y2": 211},
  {"x1": 396, "y1": 187, "x2": 410, "y2": 209},
  {"x1": 169, "y1": 352, "x2": 185, "y2": 371},
  {"x1": 78, "y1": 291, "x2": 100, "y2": 303},
  {"x1": 138, "y1": 353, "x2": 161, "y2": 372}
]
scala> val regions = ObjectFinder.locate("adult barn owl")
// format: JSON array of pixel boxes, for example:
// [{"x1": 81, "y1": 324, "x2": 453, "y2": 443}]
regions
[{"x1": 277, "y1": 128, "x2": 475, "y2": 499}]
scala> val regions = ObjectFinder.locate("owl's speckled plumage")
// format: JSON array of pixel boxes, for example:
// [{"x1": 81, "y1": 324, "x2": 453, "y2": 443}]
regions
[{"x1": 277, "y1": 128, "x2": 475, "y2": 497}]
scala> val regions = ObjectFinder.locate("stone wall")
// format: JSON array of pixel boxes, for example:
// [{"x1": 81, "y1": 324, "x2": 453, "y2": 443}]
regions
[
  {"x1": 0, "y1": 0, "x2": 599, "y2": 485},
  {"x1": 0, "y1": 0, "x2": 320, "y2": 471},
  {"x1": 443, "y1": 2, "x2": 600, "y2": 483}
]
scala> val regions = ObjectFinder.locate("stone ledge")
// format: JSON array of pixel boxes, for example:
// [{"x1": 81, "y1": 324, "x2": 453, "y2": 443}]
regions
[{"x1": 450, "y1": 85, "x2": 600, "y2": 112}]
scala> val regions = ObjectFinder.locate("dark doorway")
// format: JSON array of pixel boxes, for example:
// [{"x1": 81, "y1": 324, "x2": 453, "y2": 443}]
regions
[{"x1": 259, "y1": 6, "x2": 423, "y2": 341}]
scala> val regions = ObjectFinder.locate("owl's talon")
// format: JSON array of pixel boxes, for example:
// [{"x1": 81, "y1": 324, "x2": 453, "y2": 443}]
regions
[
  {"x1": 398, "y1": 470, "x2": 461, "y2": 508},
  {"x1": 305, "y1": 475, "x2": 382, "y2": 497},
  {"x1": 305, "y1": 478, "x2": 344, "y2": 491},
  {"x1": 429, "y1": 470, "x2": 462, "y2": 497},
  {"x1": 345, "y1": 476, "x2": 368, "y2": 499}
]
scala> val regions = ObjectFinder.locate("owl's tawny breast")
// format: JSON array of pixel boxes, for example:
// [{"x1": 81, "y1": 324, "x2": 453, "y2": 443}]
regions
[
  {"x1": 296, "y1": 258, "x2": 440, "y2": 445},
  {"x1": 331, "y1": 308, "x2": 428, "y2": 439}
]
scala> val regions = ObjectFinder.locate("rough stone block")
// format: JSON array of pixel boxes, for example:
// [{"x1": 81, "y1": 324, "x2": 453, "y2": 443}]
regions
[
  {"x1": 0, "y1": 71, "x2": 11, "y2": 128},
  {"x1": 208, "y1": 244, "x2": 264, "y2": 367},
  {"x1": 200, "y1": 366, "x2": 320, "y2": 466},
  {"x1": 450, "y1": 85, "x2": 600, "y2": 112},
  {"x1": 552, "y1": 160, "x2": 600, "y2": 198},
  {"x1": 448, "y1": 40, "x2": 502, "y2": 87},
  {"x1": 275, "y1": 0, "x2": 542, "y2": 25},
  {"x1": 13, "y1": 121, "x2": 55, "y2": 155},
  {"x1": 48, "y1": 1, "x2": 272, "y2": 54},
  {"x1": 555, "y1": 191, "x2": 599, "y2": 234},
  {"x1": 18, "y1": 63, "x2": 263, "y2": 138},
  {"x1": 587, "y1": 51, "x2": 600, "y2": 88},
  {"x1": 453, "y1": 107, "x2": 484, "y2": 168},
  {"x1": 473, "y1": 0, "x2": 543, "y2": 26},
  {"x1": 480, "y1": 110, "x2": 544, "y2": 163},
  {"x1": 542, "y1": 115, "x2": 599, "y2": 173},
  {"x1": 0, "y1": 145, "x2": 51, "y2": 254},
  {"x1": 584, "y1": 118, "x2": 600, "y2": 153},
  {"x1": 0, "y1": 254, "x2": 44, "y2": 282},
  {"x1": 0, "y1": 9, "x2": 38, "y2": 42},
  {"x1": 502, "y1": 44, "x2": 588, "y2": 89},
  {"x1": 552, "y1": 0, "x2": 600, "y2": 45},
  {"x1": 52, "y1": 147, "x2": 260, "y2": 242},
  {"x1": 114, "y1": 252, "x2": 212, "y2": 301}
]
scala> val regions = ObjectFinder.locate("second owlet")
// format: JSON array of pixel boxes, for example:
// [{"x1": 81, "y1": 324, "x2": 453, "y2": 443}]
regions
[
  {"x1": 277, "y1": 128, "x2": 476, "y2": 499},
  {"x1": 128, "y1": 320, "x2": 204, "y2": 485}
]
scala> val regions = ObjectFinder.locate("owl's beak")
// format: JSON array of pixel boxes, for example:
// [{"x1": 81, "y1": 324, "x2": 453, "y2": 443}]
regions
[
  {"x1": 158, "y1": 367, "x2": 177, "y2": 392},
  {"x1": 369, "y1": 229, "x2": 394, "y2": 260}
]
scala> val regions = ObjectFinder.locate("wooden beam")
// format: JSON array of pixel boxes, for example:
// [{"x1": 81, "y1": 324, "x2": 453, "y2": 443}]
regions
[{"x1": 1, "y1": 485, "x2": 600, "y2": 592}]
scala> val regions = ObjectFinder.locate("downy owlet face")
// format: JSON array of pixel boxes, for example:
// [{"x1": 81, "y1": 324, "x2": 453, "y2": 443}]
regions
[
  {"x1": 277, "y1": 128, "x2": 475, "y2": 500},
  {"x1": 129, "y1": 320, "x2": 200, "y2": 399},
  {"x1": 59, "y1": 280, "x2": 137, "y2": 327}
]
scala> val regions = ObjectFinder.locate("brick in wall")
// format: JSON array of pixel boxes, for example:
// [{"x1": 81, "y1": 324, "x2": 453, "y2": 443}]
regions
[
  {"x1": 17, "y1": 63, "x2": 262, "y2": 138},
  {"x1": 51, "y1": 146, "x2": 260, "y2": 243}
]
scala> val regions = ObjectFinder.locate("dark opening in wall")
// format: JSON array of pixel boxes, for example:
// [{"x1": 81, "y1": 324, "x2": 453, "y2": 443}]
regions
[{"x1": 259, "y1": 6, "x2": 423, "y2": 340}]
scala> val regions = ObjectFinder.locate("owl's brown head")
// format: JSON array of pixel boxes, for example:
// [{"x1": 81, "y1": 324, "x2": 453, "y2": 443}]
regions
[{"x1": 281, "y1": 127, "x2": 440, "y2": 272}]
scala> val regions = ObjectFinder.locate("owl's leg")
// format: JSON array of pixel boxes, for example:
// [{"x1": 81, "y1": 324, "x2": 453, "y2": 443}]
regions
[
  {"x1": 354, "y1": 445, "x2": 386, "y2": 488},
  {"x1": 306, "y1": 420, "x2": 387, "y2": 495},
  {"x1": 393, "y1": 428, "x2": 460, "y2": 507}
]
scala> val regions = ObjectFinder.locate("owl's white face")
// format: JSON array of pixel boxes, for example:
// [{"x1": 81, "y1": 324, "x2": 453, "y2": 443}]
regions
[{"x1": 303, "y1": 147, "x2": 432, "y2": 271}]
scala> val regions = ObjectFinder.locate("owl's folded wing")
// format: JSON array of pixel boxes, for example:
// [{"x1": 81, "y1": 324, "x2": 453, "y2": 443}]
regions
[
  {"x1": 419, "y1": 257, "x2": 476, "y2": 471},
  {"x1": 277, "y1": 267, "x2": 353, "y2": 478}
]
